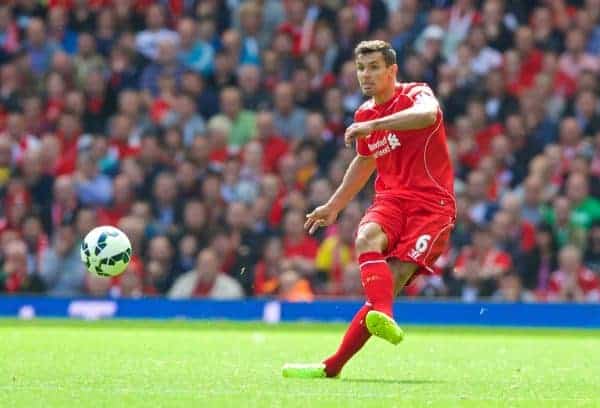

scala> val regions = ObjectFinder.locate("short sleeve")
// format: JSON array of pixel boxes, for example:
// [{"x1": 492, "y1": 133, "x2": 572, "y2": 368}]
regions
[{"x1": 406, "y1": 84, "x2": 439, "y2": 110}]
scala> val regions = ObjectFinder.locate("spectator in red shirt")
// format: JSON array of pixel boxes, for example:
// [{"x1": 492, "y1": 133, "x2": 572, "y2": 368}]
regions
[
  {"x1": 453, "y1": 225, "x2": 513, "y2": 300},
  {"x1": 254, "y1": 111, "x2": 289, "y2": 173},
  {"x1": 97, "y1": 175, "x2": 134, "y2": 226},
  {"x1": 545, "y1": 244, "x2": 600, "y2": 302},
  {"x1": 277, "y1": 0, "x2": 310, "y2": 57},
  {"x1": 282, "y1": 209, "x2": 318, "y2": 277},
  {"x1": 513, "y1": 26, "x2": 543, "y2": 93},
  {"x1": 108, "y1": 115, "x2": 137, "y2": 159},
  {"x1": 0, "y1": 239, "x2": 44, "y2": 293},
  {"x1": 54, "y1": 113, "x2": 82, "y2": 176}
]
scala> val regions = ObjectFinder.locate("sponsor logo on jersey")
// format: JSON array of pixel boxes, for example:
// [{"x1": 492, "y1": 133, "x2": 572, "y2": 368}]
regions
[{"x1": 368, "y1": 133, "x2": 402, "y2": 158}]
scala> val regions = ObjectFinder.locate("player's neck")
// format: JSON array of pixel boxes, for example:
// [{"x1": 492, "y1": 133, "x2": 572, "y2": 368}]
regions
[{"x1": 373, "y1": 81, "x2": 396, "y2": 105}]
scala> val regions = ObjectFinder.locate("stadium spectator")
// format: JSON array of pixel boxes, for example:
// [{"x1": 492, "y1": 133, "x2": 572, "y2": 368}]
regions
[
  {"x1": 282, "y1": 209, "x2": 318, "y2": 276},
  {"x1": 558, "y1": 28, "x2": 600, "y2": 81},
  {"x1": 40, "y1": 218, "x2": 86, "y2": 296},
  {"x1": 167, "y1": 247, "x2": 243, "y2": 299},
  {"x1": 465, "y1": 170, "x2": 496, "y2": 224},
  {"x1": 135, "y1": 4, "x2": 178, "y2": 61},
  {"x1": 215, "y1": 86, "x2": 256, "y2": 148},
  {"x1": 272, "y1": 82, "x2": 307, "y2": 140},
  {"x1": 519, "y1": 176, "x2": 545, "y2": 225},
  {"x1": 517, "y1": 223, "x2": 558, "y2": 294},
  {"x1": 0, "y1": 6, "x2": 19, "y2": 58},
  {"x1": 253, "y1": 111, "x2": 289, "y2": 173},
  {"x1": 238, "y1": 64, "x2": 269, "y2": 110},
  {"x1": 492, "y1": 272, "x2": 525, "y2": 302},
  {"x1": 278, "y1": 264, "x2": 314, "y2": 302},
  {"x1": 565, "y1": 172, "x2": 600, "y2": 231},
  {"x1": 20, "y1": 214, "x2": 48, "y2": 276},
  {"x1": 74, "y1": 153, "x2": 113, "y2": 207},
  {"x1": 222, "y1": 201, "x2": 262, "y2": 292},
  {"x1": 253, "y1": 236, "x2": 284, "y2": 297},
  {"x1": 97, "y1": 175, "x2": 134, "y2": 226},
  {"x1": 177, "y1": 17, "x2": 214, "y2": 76},
  {"x1": 545, "y1": 245, "x2": 600, "y2": 302},
  {"x1": 340, "y1": 262, "x2": 362, "y2": 298},
  {"x1": 47, "y1": 6, "x2": 78, "y2": 54},
  {"x1": 144, "y1": 235, "x2": 176, "y2": 294},
  {"x1": 452, "y1": 225, "x2": 512, "y2": 301},
  {"x1": 25, "y1": 18, "x2": 59, "y2": 77},
  {"x1": 0, "y1": 63, "x2": 21, "y2": 112},
  {"x1": 584, "y1": 222, "x2": 600, "y2": 273},
  {"x1": 0, "y1": 238, "x2": 44, "y2": 293},
  {"x1": 315, "y1": 201, "x2": 361, "y2": 295}
]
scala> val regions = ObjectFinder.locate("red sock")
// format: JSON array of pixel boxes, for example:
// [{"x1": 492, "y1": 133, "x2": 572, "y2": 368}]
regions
[
  {"x1": 323, "y1": 304, "x2": 371, "y2": 377},
  {"x1": 358, "y1": 252, "x2": 394, "y2": 317}
]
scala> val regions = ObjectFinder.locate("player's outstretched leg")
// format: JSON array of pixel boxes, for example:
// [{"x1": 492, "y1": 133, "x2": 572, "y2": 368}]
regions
[
  {"x1": 282, "y1": 223, "x2": 404, "y2": 378},
  {"x1": 282, "y1": 304, "x2": 371, "y2": 378}
]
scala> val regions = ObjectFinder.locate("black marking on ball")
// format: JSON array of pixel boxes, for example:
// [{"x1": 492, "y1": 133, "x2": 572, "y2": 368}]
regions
[
  {"x1": 93, "y1": 248, "x2": 131, "y2": 276},
  {"x1": 94, "y1": 231, "x2": 118, "y2": 255}
]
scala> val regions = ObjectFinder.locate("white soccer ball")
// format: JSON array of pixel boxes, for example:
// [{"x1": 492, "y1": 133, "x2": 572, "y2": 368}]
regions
[{"x1": 80, "y1": 226, "x2": 132, "y2": 277}]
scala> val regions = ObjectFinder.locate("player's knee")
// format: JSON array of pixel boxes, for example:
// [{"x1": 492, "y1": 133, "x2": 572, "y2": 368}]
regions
[{"x1": 355, "y1": 230, "x2": 386, "y2": 255}]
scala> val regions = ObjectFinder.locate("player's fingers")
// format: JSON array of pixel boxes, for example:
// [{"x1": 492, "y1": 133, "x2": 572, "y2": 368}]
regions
[
  {"x1": 304, "y1": 218, "x2": 315, "y2": 231},
  {"x1": 304, "y1": 216, "x2": 314, "y2": 230},
  {"x1": 308, "y1": 219, "x2": 322, "y2": 235}
]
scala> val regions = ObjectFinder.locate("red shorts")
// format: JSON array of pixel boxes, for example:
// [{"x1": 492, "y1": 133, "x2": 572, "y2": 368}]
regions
[{"x1": 359, "y1": 196, "x2": 455, "y2": 278}]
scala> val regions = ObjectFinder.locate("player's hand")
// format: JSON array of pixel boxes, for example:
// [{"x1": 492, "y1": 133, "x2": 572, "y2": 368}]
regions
[
  {"x1": 304, "y1": 204, "x2": 340, "y2": 235},
  {"x1": 344, "y1": 121, "x2": 375, "y2": 147}
]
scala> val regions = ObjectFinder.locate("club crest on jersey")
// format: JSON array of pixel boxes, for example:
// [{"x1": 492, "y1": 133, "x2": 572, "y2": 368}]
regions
[{"x1": 368, "y1": 133, "x2": 402, "y2": 158}]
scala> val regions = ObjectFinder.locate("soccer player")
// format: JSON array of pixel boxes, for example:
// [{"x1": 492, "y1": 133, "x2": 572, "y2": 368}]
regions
[{"x1": 282, "y1": 40, "x2": 456, "y2": 378}]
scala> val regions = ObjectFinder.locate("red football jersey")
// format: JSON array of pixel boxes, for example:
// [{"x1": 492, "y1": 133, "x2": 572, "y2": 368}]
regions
[{"x1": 355, "y1": 83, "x2": 456, "y2": 216}]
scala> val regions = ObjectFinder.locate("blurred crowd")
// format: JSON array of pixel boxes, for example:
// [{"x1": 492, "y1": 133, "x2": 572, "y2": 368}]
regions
[{"x1": 0, "y1": 0, "x2": 599, "y2": 303}]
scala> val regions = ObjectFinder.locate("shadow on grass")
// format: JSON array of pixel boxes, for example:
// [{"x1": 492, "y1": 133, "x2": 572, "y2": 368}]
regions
[{"x1": 341, "y1": 378, "x2": 442, "y2": 385}]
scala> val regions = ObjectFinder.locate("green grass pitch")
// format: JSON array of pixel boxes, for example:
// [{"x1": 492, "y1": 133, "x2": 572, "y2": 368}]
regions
[{"x1": 1, "y1": 319, "x2": 600, "y2": 407}]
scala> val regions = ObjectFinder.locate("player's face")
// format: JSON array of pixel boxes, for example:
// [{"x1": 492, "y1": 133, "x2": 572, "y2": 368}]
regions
[{"x1": 355, "y1": 52, "x2": 397, "y2": 97}]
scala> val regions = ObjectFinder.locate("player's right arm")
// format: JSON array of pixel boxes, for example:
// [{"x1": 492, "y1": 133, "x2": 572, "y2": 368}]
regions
[{"x1": 304, "y1": 154, "x2": 376, "y2": 234}]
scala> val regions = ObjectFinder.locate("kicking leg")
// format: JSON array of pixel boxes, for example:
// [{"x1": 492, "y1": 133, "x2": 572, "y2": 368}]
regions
[
  {"x1": 322, "y1": 223, "x2": 393, "y2": 376},
  {"x1": 283, "y1": 222, "x2": 393, "y2": 378}
]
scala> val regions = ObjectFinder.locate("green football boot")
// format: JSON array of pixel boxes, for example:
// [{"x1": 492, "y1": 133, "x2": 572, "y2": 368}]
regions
[
  {"x1": 282, "y1": 363, "x2": 332, "y2": 379},
  {"x1": 365, "y1": 310, "x2": 404, "y2": 345}
]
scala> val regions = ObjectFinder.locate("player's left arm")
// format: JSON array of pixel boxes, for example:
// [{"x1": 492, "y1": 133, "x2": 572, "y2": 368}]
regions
[{"x1": 344, "y1": 86, "x2": 439, "y2": 146}]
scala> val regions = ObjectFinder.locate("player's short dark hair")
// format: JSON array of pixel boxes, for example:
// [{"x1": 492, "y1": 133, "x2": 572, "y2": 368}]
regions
[{"x1": 354, "y1": 40, "x2": 397, "y2": 66}]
